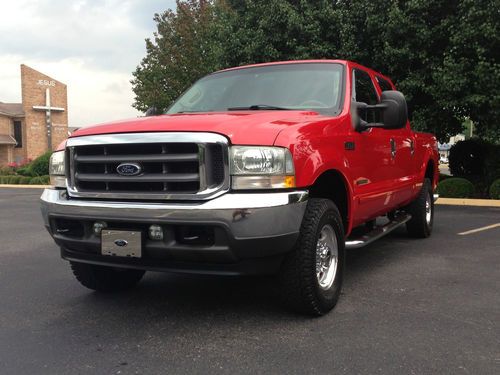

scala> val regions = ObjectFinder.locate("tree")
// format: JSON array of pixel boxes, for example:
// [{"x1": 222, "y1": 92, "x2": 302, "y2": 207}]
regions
[
  {"x1": 131, "y1": 0, "x2": 231, "y2": 112},
  {"x1": 132, "y1": 0, "x2": 499, "y2": 142}
]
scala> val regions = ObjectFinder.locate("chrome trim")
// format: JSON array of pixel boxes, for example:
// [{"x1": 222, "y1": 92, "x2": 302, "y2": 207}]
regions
[
  {"x1": 65, "y1": 132, "x2": 230, "y2": 201},
  {"x1": 40, "y1": 188, "x2": 308, "y2": 240},
  {"x1": 41, "y1": 188, "x2": 308, "y2": 211},
  {"x1": 433, "y1": 193, "x2": 439, "y2": 202},
  {"x1": 345, "y1": 212, "x2": 411, "y2": 249}
]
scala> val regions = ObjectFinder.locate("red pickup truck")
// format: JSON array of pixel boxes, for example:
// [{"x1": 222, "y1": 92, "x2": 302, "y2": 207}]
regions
[{"x1": 41, "y1": 60, "x2": 439, "y2": 315}]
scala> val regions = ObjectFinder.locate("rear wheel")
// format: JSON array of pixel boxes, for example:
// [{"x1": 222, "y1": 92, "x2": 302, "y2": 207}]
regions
[
  {"x1": 70, "y1": 261, "x2": 145, "y2": 292},
  {"x1": 279, "y1": 198, "x2": 345, "y2": 315},
  {"x1": 405, "y1": 178, "x2": 434, "y2": 238}
]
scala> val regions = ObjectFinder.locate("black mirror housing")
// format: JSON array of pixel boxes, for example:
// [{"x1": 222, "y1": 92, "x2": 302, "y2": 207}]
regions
[
  {"x1": 353, "y1": 90, "x2": 408, "y2": 132},
  {"x1": 379, "y1": 90, "x2": 408, "y2": 129}
]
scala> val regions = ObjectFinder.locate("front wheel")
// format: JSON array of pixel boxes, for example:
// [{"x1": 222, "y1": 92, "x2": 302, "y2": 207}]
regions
[
  {"x1": 70, "y1": 261, "x2": 145, "y2": 292},
  {"x1": 278, "y1": 198, "x2": 345, "y2": 316}
]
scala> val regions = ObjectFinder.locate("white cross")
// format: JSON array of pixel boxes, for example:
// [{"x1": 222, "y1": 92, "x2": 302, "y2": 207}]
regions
[{"x1": 33, "y1": 88, "x2": 64, "y2": 149}]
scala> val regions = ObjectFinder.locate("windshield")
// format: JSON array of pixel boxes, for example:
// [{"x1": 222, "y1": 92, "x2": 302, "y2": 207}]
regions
[{"x1": 166, "y1": 63, "x2": 344, "y2": 115}]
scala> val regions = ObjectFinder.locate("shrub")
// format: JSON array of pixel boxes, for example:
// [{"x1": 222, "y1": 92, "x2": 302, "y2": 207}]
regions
[
  {"x1": 437, "y1": 177, "x2": 475, "y2": 198},
  {"x1": 490, "y1": 179, "x2": 500, "y2": 199},
  {"x1": 7, "y1": 176, "x2": 22, "y2": 184},
  {"x1": 19, "y1": 176, "x2": 32, "y2": 184},
  {"x1": 0, "y1": 166, "x2": 16, "y2": 175},
  {"x1": 485, "y1": 144, "x2": 500, "y2": 183},
  {"x1": 28, "y1": 151, "x2": 52, "y2": 177},
  {"x1": 16, "y1": 167, "x2": 33, "y2": 177},
  {"x1": 448, "y1": 139, "x2": 489, "y2": 177},
  {"x1": 29, "y1": 175, "x2": 50, "y2": 185},
  {"x1": 0, "y1": 176, "x2": 10, "y2": 184}
]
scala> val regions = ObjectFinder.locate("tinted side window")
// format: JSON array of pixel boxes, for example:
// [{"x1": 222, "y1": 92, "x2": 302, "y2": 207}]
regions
[
  {"x1": 376, "y1": 76, "x2": 393, "y2": 92},
  {"x1": 353, "y1": 69, "x2": 378, "y2": 105}
]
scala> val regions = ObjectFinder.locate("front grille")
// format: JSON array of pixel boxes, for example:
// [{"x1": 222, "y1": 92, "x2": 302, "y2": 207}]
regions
[{"x1": 66, "y1": 133, "x2": 228, "y2": 200}]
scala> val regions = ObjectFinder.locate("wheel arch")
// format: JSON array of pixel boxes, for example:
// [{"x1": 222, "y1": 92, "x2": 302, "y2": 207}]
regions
[{"x1": 308, "y1": 169, "x2": 351, "y2": 235}]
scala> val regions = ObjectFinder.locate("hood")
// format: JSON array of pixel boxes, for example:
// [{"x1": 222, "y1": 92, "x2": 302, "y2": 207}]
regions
[{"x1": 70, "y1": 111, "x2": 321, "y2": 145}]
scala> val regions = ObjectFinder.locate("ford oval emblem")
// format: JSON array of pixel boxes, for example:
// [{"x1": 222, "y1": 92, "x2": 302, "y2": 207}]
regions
[
  {"x1": 116, "y1": 162, "x2": 142, "y2": 176},
  {"x1": 114, "y1": 239, "x2": 128, "y2": 247}
]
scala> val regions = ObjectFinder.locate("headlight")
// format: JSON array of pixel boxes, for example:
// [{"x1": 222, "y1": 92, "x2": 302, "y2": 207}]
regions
[
  {"x1": 49, "y1": 150, "x2": 66, "y2": 188},
  {"x1": 230, "y1": 146, "x2": 295, "y2": 189}
]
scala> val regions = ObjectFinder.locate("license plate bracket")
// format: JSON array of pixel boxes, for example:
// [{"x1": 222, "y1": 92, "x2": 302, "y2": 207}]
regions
[{"x1": 101, "y1": 230, "x2": 142, "y2": 258}]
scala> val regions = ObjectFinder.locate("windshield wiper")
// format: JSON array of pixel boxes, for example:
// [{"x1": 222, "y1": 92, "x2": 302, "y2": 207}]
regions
[{"x1": 227, "y1": 104, "x2": 292, "y2": 111}]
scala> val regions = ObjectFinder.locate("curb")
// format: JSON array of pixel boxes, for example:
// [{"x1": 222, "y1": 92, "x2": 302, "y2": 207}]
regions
[
  {"x1": 436, "y1": 198, "x2": 500, "y2": 207},
  {"x1": 0, "y1": 184, "x2": 50, "y2": 189}
]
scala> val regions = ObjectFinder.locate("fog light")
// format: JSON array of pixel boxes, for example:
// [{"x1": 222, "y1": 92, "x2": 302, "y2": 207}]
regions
[
  {"x1": 93, "y1": 221, "x2": 107, "y2": 235},
  {"x1": 148, "y1": 225, "x2": 164, "y2": 241}
]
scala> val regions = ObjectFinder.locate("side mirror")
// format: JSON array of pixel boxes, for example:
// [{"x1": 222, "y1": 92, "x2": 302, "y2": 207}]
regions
[
  {"x1": 353, "y1": 90, "x2": 408, "y2": 132},
  {"x1": 145, "y1": 107, "x2": 162, "y2": 117},
  {"x1": 379, "y1": 90, "x2": 408, "y2": 129}
]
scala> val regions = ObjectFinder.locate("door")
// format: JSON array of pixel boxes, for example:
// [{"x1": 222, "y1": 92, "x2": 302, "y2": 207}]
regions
[
  {"x1": 375, "y1": 75, "x2": 416, "y2": 206},
  {"x1": 347, "y1": 69, "x2": 398, "y2": 224}
]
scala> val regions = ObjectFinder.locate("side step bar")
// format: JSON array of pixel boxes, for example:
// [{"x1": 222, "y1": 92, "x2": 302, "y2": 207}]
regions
[{"x1": 345, "y1": 212, "x2": 412, "y2": 250}]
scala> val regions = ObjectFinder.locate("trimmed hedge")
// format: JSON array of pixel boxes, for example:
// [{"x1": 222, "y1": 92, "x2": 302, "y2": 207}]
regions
[
  {"x1": 0, "y1": 175, "x2": 50, "y2": 185},
  {"x1": 437, "y1": 177, "x2": 475, "y2": 198},
  {"x1": 490, "y1": 179, "x2": 500, "y2": 200},
  {"x1": 29, "y1": 176, "x2": 50, "y2": 185}
]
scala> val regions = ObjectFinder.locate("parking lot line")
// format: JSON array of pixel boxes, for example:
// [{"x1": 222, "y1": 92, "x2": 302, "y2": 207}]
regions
[{"x1": 458, "y1": 223, "x2": 500, "y2": 236}]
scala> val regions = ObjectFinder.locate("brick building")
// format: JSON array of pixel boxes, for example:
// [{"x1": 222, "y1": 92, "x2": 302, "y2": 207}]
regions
[{"x1": 0, "y1": 65, "x2": 68, "y2": 166}]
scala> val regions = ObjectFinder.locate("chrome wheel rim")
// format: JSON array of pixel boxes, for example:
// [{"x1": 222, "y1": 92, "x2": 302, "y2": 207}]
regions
[
  {"x1": 316, "y1": 224, "x2": 338, "y2": 290},
  {"x1": 425, "y1": 192, "x2": 432, "y2": 225}
]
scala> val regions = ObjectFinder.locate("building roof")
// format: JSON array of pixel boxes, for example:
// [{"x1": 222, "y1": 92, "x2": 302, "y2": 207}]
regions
[
  {"x1": 0, "y1": 102, "x2": 25, "y2": 117},
  {"x1": 0, "y1": 134, "x2": 17, "y2": 145}
]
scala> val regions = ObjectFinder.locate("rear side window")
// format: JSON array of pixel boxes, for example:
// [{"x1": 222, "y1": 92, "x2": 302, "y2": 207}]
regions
[
  {"x1": 353, "y1": 69, "x2": 378, "y2": 105},
  {"x1": 376, "y1": 76, "x2": 393, "y2": 92}
]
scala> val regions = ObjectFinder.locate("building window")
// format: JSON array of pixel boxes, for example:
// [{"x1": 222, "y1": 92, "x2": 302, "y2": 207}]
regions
[{"x1": 13, "y1": 121, "x2": 22, "y2": 148}]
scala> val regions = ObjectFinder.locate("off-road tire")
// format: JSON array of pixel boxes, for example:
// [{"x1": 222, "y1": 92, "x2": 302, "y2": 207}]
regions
[
  {"x1": 278, "y1": 198, "x2": 345, "y2": 316},
  {"x1": 70, "y1": 261, "x2": 145, "y2": 292},
  {"x1": 405, "y1": 178, "x2": 434, "y2": 238}
]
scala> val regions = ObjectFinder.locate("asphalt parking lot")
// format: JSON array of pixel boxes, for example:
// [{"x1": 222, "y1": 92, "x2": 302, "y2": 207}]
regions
[{"x1": 0, "y1": 188, "x2": 498, "y2": 374}]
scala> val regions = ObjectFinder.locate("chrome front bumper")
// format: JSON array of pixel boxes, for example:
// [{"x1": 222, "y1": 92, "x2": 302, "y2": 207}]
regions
[{"x1": 40, "y1": 189, "x2": 308, "y2": 275}]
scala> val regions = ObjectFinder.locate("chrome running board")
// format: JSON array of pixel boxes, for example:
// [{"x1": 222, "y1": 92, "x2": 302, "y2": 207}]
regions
[{"x1": 345, "y1": 212, "x2": 412, "y2": 250}]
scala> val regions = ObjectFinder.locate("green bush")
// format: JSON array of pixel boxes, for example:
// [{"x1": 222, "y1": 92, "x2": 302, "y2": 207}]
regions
[
  {"x1": 437, "y1": 177, "x2": 475, "y2": 198},
  {"x1": 16, "y1": 167, "x2": 33, "y2": 177},
  {"x1": 19, "y1": 176, "x2": 32, "y2": 184},
  {"x1": 485, "y1": 144, "x2": 500, "y2": 183},
  {"x1": 489, "y1": 179, "x2": 500, "y2": 199},
  {"x1": 29, "y1": 175, "x2": 50, "y2": 185},
  {"x1": 0, "y1": 166, "x2": 16, "y2": 175},
  {"x1": 449, "y1": 139, "x2": 488, "y2": 177},
  {"x1": 28, "y1": 151, "x2": 52, "y2": 177},
  {"x1": 0, "y1": 176, "x2": 10, "y2": 184},
  {"x1": 7, "y1": 176, "x2": 22, "y2": 184}
]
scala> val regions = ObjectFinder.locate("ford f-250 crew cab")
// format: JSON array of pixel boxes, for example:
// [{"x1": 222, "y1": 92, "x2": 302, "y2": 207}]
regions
[{"x1": 41, "y1": 60, "x2": 439, "y2": 315}]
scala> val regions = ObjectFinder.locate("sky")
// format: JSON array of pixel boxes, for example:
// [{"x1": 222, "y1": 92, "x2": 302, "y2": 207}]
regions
[{"x1": 0, "y1": 0, "x2": 176, "y2": 127}]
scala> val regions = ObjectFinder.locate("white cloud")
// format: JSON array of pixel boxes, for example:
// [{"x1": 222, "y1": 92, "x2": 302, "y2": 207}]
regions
[{"x1": 0, "y1": 0, "x2": 176, "y2": 127}]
